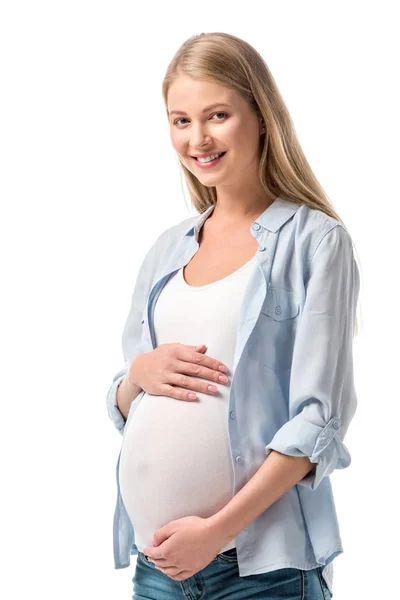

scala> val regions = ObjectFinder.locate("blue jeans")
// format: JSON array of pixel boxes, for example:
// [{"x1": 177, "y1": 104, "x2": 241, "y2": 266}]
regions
[{"x1": 133, "y1": 548, "x2": 332, "y2": 599}]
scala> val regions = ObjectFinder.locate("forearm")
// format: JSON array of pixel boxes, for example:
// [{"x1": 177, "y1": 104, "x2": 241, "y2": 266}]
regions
[
  {"x1": 207, "y1": 450, "x2": 315, "y2": 545},
  {"x1": 116, "y1": 369, "x2": 143, "y2": 420}
]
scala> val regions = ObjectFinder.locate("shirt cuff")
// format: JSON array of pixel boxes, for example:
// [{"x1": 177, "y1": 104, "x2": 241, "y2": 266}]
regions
[
  {"x1": 265, "y1": 416, "x2": 351, "y2": 490},
  {"x1": 106, "y1": 371, "x2": 128, "y2": 435}
]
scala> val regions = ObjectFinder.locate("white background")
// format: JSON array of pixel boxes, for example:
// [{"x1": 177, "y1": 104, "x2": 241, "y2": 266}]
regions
[{"x1": 1, "y1": 1, "x2": 398, "y2": 598}]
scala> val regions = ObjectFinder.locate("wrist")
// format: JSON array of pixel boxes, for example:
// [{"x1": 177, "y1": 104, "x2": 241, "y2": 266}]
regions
[
  {"x1": 123, "y1": 375, "x2": 142, "y2": 398},
  {"x1": 206, "y1": 514, "x2": 233, "y2": 549},
  {"x1": 116, "y1": 372, "x2": 143, "y2": 421},
  {"x1": 126, "y1": 354, "x2": 143, "y2": 390}
]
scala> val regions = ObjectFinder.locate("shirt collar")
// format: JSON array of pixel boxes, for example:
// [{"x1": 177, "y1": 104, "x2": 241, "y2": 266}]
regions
[{"x1": 185, "y1": 195, "x2": 301, "y2": 242}]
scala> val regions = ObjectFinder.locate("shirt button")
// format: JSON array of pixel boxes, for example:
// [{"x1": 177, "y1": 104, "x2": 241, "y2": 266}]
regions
[
  {"x1": 275, "y1": 306, "x2": 282, "y2": 315},
  {"x1": 259, "y1": 246, "x2": 266, "y2": 252},
  {"x1": 235, "y1": 456, "x2": 242, "y2": 463},
  {"x1": 332, "y1": 420, "x2": 340, "y2": 429},
  {"x1": 252, "y1": 223, "x2": 261, "y2": 231},
  {"x1": 230, "y1": 411, "x2": 236, "y2": 419}
]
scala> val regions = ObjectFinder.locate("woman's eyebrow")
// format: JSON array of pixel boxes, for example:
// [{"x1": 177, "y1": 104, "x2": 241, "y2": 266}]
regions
[{"x1": 169, "y1": 103, "x2": 233, "y2": 116}]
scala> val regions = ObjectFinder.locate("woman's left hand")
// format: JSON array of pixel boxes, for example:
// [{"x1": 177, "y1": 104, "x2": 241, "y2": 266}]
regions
[{"x1": 142, "y1": 515, "x2": 227, "y2": 581}]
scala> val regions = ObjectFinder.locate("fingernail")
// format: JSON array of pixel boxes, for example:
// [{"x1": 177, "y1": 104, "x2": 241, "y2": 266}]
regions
[{"x1": 219, "y1": 365, "x2": 228, "y2": 372}]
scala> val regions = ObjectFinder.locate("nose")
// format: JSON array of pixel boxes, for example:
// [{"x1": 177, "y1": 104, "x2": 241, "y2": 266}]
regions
[{"x1": 189, "y1": 122, "x2": 213, "y2": 148}]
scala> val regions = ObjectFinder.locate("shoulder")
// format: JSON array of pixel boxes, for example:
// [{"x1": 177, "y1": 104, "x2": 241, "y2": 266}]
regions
[
  {"x1": 160, "y1": 214, "x2": 198, "y2": 242},
  {"x1": 288, "y1": 205, "x2": 358, "y2": 292},
  {"x1": 151, "y1": 214, "x2": 197, "y2": 253},
  {"x1": 140, "y1": 213, "x2": 198, "y2": 272},
  {"x1": 290, "y1": 203, "x2": 354, "y2": 259}
]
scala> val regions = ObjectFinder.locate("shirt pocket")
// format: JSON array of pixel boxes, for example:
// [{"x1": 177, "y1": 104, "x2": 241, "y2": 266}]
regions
[{"x1": 248, "y1": 287, "x2": 300, "y2": 371}]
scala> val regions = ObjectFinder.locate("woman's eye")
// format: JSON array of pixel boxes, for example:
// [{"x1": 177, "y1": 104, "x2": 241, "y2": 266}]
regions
[
  {"x1": 213, "y1": 112, "x2": 228, "y2": 120},
  {"x1": 173, "y1": 112, "x2": 228, "y2": 126}
]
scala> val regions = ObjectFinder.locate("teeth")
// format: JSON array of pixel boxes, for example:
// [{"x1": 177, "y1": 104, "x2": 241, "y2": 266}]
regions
[{"x1": 196, "y1": 152, "x2": 224, "y2": 163}]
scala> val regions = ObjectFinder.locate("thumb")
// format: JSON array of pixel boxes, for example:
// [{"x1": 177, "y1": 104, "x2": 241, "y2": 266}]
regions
[{"x1": 152, "y1": 527, "x2": 169, "y2": 547}]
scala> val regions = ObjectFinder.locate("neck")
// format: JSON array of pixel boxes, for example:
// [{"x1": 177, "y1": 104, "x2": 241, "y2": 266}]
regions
[{"x1": 210, "y1": 192, "x2": 276, "y2": 227}]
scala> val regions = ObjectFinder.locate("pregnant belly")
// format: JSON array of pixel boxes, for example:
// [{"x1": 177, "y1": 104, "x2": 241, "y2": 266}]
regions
[{"x1": 119, "y1": 391, "x2": 234, "y2": 550}]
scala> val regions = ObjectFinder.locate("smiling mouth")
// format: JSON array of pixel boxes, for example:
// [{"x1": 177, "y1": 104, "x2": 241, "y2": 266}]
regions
[{"x1": 192, "y1": 151, "x2": 227, "y2": 162}]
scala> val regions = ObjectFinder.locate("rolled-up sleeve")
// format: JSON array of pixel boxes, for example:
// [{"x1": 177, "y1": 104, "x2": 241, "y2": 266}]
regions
[
  {"x1": 106, "y1": 242, "x2": 156, "y2": 435},
  {"x1": 106, "y1": 367, "x2": 131, "y2": 435},
  {"x1": 265, "y1": 224, "x2": 360, "y2": 490}
]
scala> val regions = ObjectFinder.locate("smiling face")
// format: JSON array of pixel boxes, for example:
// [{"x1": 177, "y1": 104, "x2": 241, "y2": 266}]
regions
[{"x1": 167, "y1": 74, "x2": 264, "y2": 187}]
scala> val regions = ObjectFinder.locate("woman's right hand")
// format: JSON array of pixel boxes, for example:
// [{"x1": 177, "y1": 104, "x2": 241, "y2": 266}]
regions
[{"x1": 127, "y1": 343, "x2": 230, "y2": 402}]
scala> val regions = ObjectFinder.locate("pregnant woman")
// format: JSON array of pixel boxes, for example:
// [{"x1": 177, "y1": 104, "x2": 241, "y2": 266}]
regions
[{"x1": 106, "y1": 32, "x2": 360, "y2": 600}]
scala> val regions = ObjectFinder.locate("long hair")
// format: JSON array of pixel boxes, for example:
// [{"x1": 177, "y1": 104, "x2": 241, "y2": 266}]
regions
[{"x1": 161, "y1": 32, "x2": 362, "y2": 335}]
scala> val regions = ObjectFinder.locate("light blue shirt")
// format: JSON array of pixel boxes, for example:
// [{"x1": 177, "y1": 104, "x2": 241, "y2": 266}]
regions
[{"x1": 106, "y1": 196, "x2": 360, "y2": 595}]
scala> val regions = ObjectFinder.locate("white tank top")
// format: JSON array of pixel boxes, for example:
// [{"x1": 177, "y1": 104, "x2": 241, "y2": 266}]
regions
[{"x1": 119, "y1": 254, "x2": 257, "y2": 553}]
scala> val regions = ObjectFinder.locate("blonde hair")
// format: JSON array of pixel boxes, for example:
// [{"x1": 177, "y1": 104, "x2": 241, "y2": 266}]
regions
[{"x1": 162, "y1": 32, "x2": 362, "y2": 335}]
